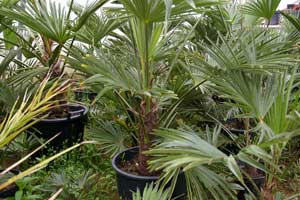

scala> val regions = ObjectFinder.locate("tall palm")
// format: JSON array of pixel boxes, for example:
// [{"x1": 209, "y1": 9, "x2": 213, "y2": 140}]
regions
[{"x1": 68, "y1": 0, "x2": 226, "y2": 175}]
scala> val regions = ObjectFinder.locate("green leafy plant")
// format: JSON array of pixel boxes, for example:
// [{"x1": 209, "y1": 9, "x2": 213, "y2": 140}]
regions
[
  {"x1": 0, "y1": 76, "x2": 69, "y2": 148},
  {"x1": 132, "y1": 183, "x2": 170, "y2": 200},
  {"x1": 68, "y1": 0, "x2": 225, "y2": 176},
  {"x1": 0, "y1": 0, "x2": 107, "y2": 77},
  {"x1": 11, "y1": 146, "x2": 118, "y2": 200},
  {"x1": 147, "y1": 127, "x2": 274, "y2": 199},
  {"x1": 190, "y1": 21, "x2": 300, "y2": 198},
  {"x1": 241, "y1": 0, "x2": 281, "y2": 24},
  {"x1": 14, "y1": 177, "x2": 43, "y2": 200}
]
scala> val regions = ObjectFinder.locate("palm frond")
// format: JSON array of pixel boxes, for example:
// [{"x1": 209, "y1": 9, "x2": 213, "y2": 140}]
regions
[
  {"x1": 193, "y1": 30, "x2": 297, "y2": 120},
  {"x1": 0, "y1": 1, "x2": 70, "y2": 43},
  {"x1": 241, "y1": 0, "x2": 281, "y2": 21},
  {"x1": 147, "y1": 128, "x2": 247, "y2": 199},
  {"x1": 132, "y1": 182, "x2": 169, "y2": 200},
  {"x1": 85, "y1": 120, "x2": 128, "y2": 157},
  {"x1": 72, "y1": 0, "x2": 108, "y2": 32}
]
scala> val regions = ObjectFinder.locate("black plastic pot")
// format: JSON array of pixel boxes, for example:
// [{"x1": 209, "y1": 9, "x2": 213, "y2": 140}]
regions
[
  {"x1": 31, "y1": 104, "x2": 88, "y2": 151},
  {"x1": 112, "y1": 147, "x2": 186, "y2": 200},
  {"x1": 0, "y1": 170, "x2": 19, "y2": 198}
]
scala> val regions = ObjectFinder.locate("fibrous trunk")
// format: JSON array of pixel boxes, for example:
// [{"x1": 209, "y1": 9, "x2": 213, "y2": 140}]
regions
[{"x1": 137, "y1": 99, "x2": 158, "y2": 176}]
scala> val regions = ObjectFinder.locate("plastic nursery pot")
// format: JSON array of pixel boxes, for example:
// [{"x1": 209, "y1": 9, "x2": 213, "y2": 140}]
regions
[
  {"x1": 112, "y1": 147, "x2": 187, "y2": 200},
  {"x1": 30, "y1": 104, "x2": 88, "y2": 152},
  {"x1": 0, "y1": 170, "x2": 19, "y2": 198}
]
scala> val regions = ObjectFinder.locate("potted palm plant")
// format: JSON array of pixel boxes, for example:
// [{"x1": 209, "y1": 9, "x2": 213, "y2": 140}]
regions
[
  {"x1": 192, "y1": 25, "x2": 298, "y2": 199},
  {"x1": 0, "y1": 0, "x2": 107, "y2": 150},
  {"x1": 67, "y1": 0, "x2": 225, "y2": 198},
  {"x1": 146, "y1": 1, "x2": 299, "y2": 197}
]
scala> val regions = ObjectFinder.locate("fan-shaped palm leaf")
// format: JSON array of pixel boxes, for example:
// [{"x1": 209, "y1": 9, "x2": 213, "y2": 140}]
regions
[
  {"x1": 0, "y1": 0, "x2": 107, "y2": 43},
  {"x1": 241, "y1": 0, "x2": 280, "y2": 21},
  {"x1": 193, "y1": 30, "x2": 297, "y2": 120},
  {"x1": 147, "y1": 128, "x2": 277, "y2": 199}
]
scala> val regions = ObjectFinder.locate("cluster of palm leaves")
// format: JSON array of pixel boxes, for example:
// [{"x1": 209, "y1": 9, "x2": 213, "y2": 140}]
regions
[{"x1": 1, "y1": 0, "x2": 300, "y2": 199}]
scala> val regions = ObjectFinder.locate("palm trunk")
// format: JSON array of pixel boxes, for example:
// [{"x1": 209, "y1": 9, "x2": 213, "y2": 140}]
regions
[{"x1": 137, "y1": 99, "x2": 158, "y2": 176}]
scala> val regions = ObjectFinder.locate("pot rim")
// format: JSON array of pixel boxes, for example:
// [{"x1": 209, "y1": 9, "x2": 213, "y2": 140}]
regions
[
  {"x1": 37, "y1": 103, "x2": 88, "y2": 123},
  {"x1": 112, "y1": 146, "x2": 160, "y2": 180}
]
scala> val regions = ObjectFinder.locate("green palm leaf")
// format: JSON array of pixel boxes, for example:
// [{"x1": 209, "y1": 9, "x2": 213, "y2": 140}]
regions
[
  {"x1": 193, "y1": 30, "x2": 297, "y2": 120},
  {"x1": 0, "y1": 1, "x2": 70, "y2": 43},
  {"x1": 85, "y1": 120, "x2": 128, "y2": 157},
  {"x1": 147, "y1": 128, "x2": 247, "y2": 199},
  {"x1": 0, "y1": 0, "x2": 107, "y2": 43},
  {"x1": 132, "y1": 183, "x2": 170, "y2": 200},
  {"x1": 241, "y1": 0, "x2": 280, "y2": 21}
]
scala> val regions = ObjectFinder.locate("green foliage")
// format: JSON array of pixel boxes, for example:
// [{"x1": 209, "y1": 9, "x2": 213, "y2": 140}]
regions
[
  {"x1": 13, "y1": 146, "x2": 117, "y2": 200},
  {"x1": 0, "y1": 0, "x2": 300, "y2": 199},
  {"x1": 241, "y1": 0, "x2": 281, "y2": 21},
  {"x1": 147, "y1": 127, "x2": 246, "y2": 199},
  {"x1": 194, "y1": 30, "x2": 297, "y2": 120},
  {"x1": 0, "y1": 0, "x2": 107, "y2": 44},
  {"x1": 85, "y1": 120, "x2": 130, "y2": 157},
  {"x1": 132, "y1": 183, "x2": 170, "y2": 200},
  {"x1": 14, "y1": 177, "x2": 43, "y2": 200}
]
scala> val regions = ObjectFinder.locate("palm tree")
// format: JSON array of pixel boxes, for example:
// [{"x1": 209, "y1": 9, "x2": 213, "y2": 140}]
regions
[
  {"x1": 0, "y1": 1, "x2": 109, "y2": 193},
  {"x1": 185, "y1": 17, "x2": 299, "y2": 198},
  {"x1": 0, "y1": 0, "x2": 107, "y2": 77},
  {"x1": 68, "y1": 0, "x2": 226, "y2": 175}
]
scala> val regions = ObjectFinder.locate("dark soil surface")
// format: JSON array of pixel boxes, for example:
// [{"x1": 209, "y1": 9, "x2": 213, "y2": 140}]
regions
[
  {"x1": 224, "y1": 118, "x2": 246, "y2": 130},
  {"x1": 118, "y1": 155, "x2": 160, "y2": 177},
  {"x1": 242, "y1": 165, "x2": 264, "y2": 178},
  {"x1": 45, "y1": 106, "x2": 70, "y2": 119}
]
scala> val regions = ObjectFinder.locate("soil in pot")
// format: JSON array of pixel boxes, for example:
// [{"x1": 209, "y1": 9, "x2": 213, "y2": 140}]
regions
[
  {"x1": 29, "y1": 104, "x2": 88, "y2": 155},
  {"x1": 224, "y1": 118, "x2": 247, "y2": 131},
  {"x1": 112, "y1": 147, "x2": 186, "y2": 200},
  {"x1": 0, "y1": 170, "x2": 19, "y2": 198}
]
